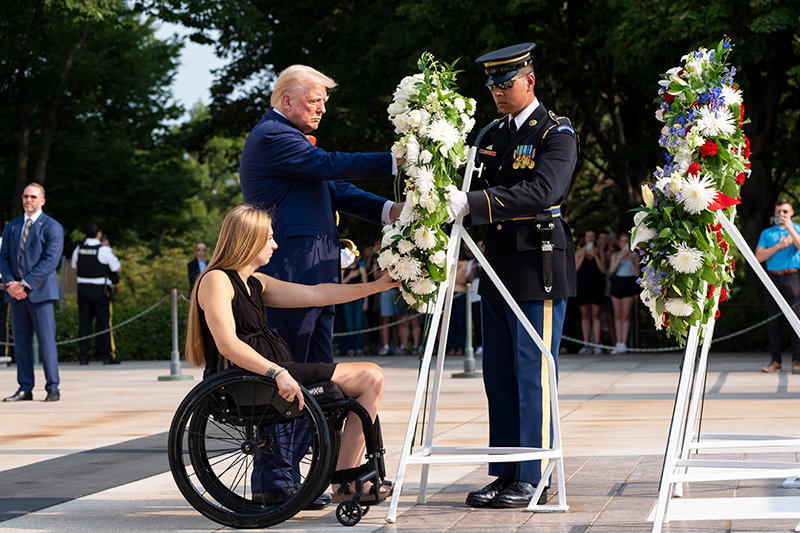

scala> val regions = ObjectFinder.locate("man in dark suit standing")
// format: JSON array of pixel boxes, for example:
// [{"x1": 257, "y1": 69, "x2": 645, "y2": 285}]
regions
[
  {"x1": 239, "y1": 64, "x2": 399, "y2": 507},
  {"x1": 448, "y1": 43, "x2": 579, "y2": 508},
  {"x1": 0, "y1": 183, "x2": 64, "y2": 402},
  {"x1": 187, "y1": 242, "x2": 207, "y2": 291}
]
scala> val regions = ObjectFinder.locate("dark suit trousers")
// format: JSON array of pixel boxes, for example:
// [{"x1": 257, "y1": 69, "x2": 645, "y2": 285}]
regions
[
  {"x1": 481, "y1": 297, "x2": 566, "y2": 486},
  {"x1": 766, "y1": 271, "x2": 800, "y2": 363},
  {"x1": 77, "y1": 284, "x2": 112, "y2": 362},
  {"x1": 9, "y1": 298, "x2": 59, "y2": 393}
]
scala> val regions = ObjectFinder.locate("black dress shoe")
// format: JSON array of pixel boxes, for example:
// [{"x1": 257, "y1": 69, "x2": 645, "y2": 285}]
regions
[
  {"x1": 465, "y1": 477, "x2": 513, "y2": 507},
  {"x1": 3, "y1": 390, "x2": 32, "y2": 402},
  {"x1": 103, "y1": 358, "x2": 121, "y2": 365},
  {"x1": 253, "y1": 488, "x2": 330, "y2": 510},
  {"x1": 306, "y1": 493, "x2": 331, "y2": 510},
  {"x1": 492, "y1": 481, "x2": 548, "y2": 508},
  {"x1": 78, "y1": 360, "x2": 89, "y2": 365},
  {"x1": 44, "y1": 390, "x2": 60, "y2": 402}
]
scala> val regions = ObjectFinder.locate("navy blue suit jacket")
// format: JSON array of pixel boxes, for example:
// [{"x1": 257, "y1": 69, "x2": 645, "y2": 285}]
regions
[
  {"x1": 240, "y1": 108, "x2": 393, "y2": 286},
  {"x1": 0, "y1": 213, "x2": 64, "y2": 304}
]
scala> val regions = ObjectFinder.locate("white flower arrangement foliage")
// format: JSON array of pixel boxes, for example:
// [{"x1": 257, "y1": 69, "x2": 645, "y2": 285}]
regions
[
  {"x1": 381, "y1": 53, "x2": 476, "y2": 312},
  {"x1": 633, "y1": 38, "x2": 750, "y2": 344}
]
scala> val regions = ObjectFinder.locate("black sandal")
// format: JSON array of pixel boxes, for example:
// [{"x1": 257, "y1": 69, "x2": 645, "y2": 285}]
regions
[{"x1": 330, "y1": 465, "x2": 393, "y2": 504}]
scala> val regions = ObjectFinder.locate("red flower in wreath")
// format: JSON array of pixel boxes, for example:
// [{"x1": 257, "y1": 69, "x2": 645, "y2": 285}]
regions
[
  {"x1": 743, "y1": 136, "x2": 751, "y2": 159},
  {"x1": 707, "y1": 284, "x2": 715, "y2": 298},
  {"x1": 714, "y1": 309, "x2": 721, "y2": 320},
  {"x1": 687, "y1": 162, "x2": 701, "y2": 176},
  {"x1": 664, "y1": 92, "x2": 675, "y2": 104},
  {"x1": 736, "y1": 172, "x2": 746, "y2": 185},
  {"x1": 700, "y1": 141, "x2": 718, "y2": 157},
  {"x1": 720, "y1": 240, "x2": 729, "y2": 253},
  {"x1": 720, "y1": 287, "x2": 727, "y2": 302}
]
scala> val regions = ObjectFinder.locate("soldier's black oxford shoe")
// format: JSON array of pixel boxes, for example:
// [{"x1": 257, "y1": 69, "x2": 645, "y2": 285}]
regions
[
  {"x1": 3, "y1": 390, "x2": 33, "y2": 402},
  {"x1": 491, "y1": 481, "x2": 548, "y2": 508},
  {"x1": 465, "y1": 477, "x2": 513, "y2": 507}
]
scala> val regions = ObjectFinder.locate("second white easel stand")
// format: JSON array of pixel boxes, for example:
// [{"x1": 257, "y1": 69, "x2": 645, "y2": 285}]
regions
[
  {"x1": 385, "y1": 147, "x2": 569, "y2": 522},
  {"x1": 650, "y1": 210, "x2": 800, "y2": 532}
]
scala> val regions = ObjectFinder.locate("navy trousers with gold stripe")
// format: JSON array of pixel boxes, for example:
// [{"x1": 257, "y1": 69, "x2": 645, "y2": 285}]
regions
[{"x1": 480, "y1": 297, "x2": 567, "y2": 486}]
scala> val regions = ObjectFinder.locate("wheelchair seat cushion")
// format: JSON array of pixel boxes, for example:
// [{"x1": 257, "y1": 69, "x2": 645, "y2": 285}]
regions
[{"x1": 305, "y1": 380, "x2": 345, "y2": 404}]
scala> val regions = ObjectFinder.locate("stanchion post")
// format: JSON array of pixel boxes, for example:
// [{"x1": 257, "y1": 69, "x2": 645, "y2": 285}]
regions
[
  {"x1": 452, "y1": 283, "x2": 480, "y2": 378},
  {"x1": 158, "y1": 288, "x2": 193, "y2": 382}
]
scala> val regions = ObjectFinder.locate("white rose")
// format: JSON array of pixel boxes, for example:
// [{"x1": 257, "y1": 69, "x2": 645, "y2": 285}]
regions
[
  {"x1": 391, "y1": 141, "x2": 406, "y2": 159},
  {"x1": 393, "y1": 113, "x2": 410, "y2": 133},
  {"x1": 430, "y1": 250, "x2": 447, "y2": 268},
  {"x1": 407, "y1": 109, "x2": 423, "y2": 128},
  {"x1": 454, "y1": 97, "x2": 466, "y2": 112},
  {"x1": 377, "y1": 249, "x2": 396, "y2": 270},
  {"x1": 387, "y1": 101, "x2": 406, "y2": 116},
  {"x1": 419, "y1": 149, "x2": 433, "y2": 164}
]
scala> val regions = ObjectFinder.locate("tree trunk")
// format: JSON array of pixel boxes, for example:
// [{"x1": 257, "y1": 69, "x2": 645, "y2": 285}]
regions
[
  {"x1": 12, "y1": 0, "x2": 43, "y2": 219},
  {"x1": 32, "y1": 21, "x2": 91, "y2": 184}
]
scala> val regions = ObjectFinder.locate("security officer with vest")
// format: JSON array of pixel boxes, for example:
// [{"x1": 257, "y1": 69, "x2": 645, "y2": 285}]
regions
[
  {"x1": 70, "y1": 223, "x2": 122, "y2": 365},
  {"x1": 447, "y1": 43, "x2": 579, "y2": 508}
]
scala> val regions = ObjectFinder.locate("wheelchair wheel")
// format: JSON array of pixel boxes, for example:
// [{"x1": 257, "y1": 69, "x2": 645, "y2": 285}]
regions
[{"x1": 168, "y1": 369, "x2": 332, "y2": 528}]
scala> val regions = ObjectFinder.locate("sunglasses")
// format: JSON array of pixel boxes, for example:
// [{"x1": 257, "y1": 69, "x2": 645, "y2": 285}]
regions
[
  {"x1": 776, "y1": 208, "x2": 792, "y2": 214},
  {"x1": 486, "y1": 74, "x2": 525, "y2": 91},
  {"x1": 196, "y1": 247, "x2": 207, "y2": 251}
]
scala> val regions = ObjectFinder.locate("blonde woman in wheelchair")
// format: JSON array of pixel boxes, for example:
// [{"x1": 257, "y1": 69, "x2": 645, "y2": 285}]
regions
[{"x1": 184, "y1": 204, "x2": 396, "y2": 510}]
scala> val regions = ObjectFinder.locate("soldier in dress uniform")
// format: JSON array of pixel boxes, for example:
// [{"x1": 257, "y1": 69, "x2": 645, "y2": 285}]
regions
[{"x1": 447, "y1": 42, "x2": 579, "y2": 508}]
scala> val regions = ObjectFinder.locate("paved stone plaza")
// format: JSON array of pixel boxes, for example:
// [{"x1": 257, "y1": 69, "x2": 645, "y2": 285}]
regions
[{"x1": 1, "y1": 351, "x2": 799, "y2": 532}]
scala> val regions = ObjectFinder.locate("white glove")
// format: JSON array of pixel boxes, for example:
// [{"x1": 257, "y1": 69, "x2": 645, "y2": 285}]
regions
[
  {"x1": 340, "y1": 248, "x2": 356, "y2": 269},
  {"x1": 447, "y1": 191, "x2": 470, "y2": 223}
]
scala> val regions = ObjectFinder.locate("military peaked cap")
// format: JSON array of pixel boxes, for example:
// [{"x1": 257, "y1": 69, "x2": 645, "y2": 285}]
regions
[{"x1": 476, "y1": 42, "x2": 536, "y2": 85}]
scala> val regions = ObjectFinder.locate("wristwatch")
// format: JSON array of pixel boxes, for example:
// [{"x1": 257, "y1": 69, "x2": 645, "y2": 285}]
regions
[{"x1": 265, "y1": 366, "x2": 286, "y2": 379}]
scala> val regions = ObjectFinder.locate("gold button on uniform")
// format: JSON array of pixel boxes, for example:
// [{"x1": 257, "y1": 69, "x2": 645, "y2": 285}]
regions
[{"x1": 496, "y1": 224, "x2": 503, "y2": 230}]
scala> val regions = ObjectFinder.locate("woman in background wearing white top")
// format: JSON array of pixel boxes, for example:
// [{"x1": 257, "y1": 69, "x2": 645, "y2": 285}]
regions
[{"x1": 608, "y1": 232, "x2": 641, "y2": 354}]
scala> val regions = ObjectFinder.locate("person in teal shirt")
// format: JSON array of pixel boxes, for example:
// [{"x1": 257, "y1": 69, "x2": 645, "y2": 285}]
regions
[{"x1": 755, "y1": 198, "x2": 800, "y2": 373}]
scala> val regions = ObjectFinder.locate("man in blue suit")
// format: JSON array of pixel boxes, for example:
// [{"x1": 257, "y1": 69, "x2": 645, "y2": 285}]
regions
[
  {"x1": 1, "y1": 183, "x2": 64, "y2": 402},
  {"x1": 240, "y1": 64, "x2": 399, "y2": 507}
]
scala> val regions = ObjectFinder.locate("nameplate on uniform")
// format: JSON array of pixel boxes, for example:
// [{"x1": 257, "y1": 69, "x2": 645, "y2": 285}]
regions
[{"x1": 479, "y1": 148, "x2": 497, "y2": 157}]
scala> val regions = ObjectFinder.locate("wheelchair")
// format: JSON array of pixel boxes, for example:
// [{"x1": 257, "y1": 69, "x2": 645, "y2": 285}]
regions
[{"x1": 167, "y1": 368, "x2": 389, "y2": 528}]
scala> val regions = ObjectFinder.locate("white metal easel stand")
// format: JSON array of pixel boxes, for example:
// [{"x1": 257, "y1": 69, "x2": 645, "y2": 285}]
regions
[
  {"x1": 385, "y1": 147, "x2": 569, "y2": 523},
  {"x1": 650, "y1": 211, "x2": 800, "y2": 533}
]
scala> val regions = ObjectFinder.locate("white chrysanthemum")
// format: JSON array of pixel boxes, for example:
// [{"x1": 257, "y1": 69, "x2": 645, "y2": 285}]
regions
[
  {"x1": 394, "y1": 255, "x2": 422, "y2": 281},
  {"x1": 696, "y1": 105, "x2": 736, "y2": 138},
  {"x1": 667, "y1": 243, "x2": 704, "y2": 274},
  {"x1": 430, "y1": 250, "x2": 447, "y2": 268},
  {"x1": 720, "y1": 85, "x2": 742, "y2": 106},
  {"x1": 419, "y1": 149, "x2": 433, "y2": 165},
  {"x1": 410, "y1": 277, "x2": 437, "y2": 295},
  {"x1": 397, "y1": 239, "x2": 415, "y2": 254},
  {"x1": 426, "y1": 118, "x2": 460, "y2": 150},
  {"x1": 664, "y1": 298, "x2": 694, "y2": 317},
  {"x1": 413, "y1": 226, "x2": 437, "y2": 250},
  {"x1": 680, "y1": 174, "x2": 717, "y2": 214},
  {"x1": 377, "y1": 249, "x2": 396, "y2": 270},
  {"x1": 414, "y1": 168, "x2": 435, "y2": 197}
]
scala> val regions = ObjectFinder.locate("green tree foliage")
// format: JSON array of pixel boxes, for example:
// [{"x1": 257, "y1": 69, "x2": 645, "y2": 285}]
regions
[
  {"x1": 0, "y1": 0, "x2": 197, "y2": 244},
  {"x1": 141, "y1": 0, "x2": 799, "y2": 246}
]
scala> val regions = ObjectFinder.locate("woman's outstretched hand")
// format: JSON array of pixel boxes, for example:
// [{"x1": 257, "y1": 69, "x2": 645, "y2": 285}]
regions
[
  {"x1": 375, "y1": 273, "x2": 401, "y2": 290},
  {"x1": 276, "y1": 371, "x2": 304, "y2": 410}
]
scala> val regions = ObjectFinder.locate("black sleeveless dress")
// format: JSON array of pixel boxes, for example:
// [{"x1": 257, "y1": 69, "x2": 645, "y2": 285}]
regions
[{"x1": 200, "y1": 269, "x2": 337, "y2": 384}]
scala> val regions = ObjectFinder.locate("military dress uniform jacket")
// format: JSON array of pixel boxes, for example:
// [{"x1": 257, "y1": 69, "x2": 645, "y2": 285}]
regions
[{"x1": 466, "y1": 103, "x2": 579, "y2": 302}]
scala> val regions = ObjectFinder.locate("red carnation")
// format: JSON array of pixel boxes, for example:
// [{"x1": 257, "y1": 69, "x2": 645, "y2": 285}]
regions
[
  {"x1": 710, "y1": 223, "x2": 722, "y2": 231},
  {"x1": 715, "y1": 309, "x2": 721, "y2": 320},
  {"x1": 720, "y1": 240, "x2": 729, "y2": 253},
  {"x1": 739, "y1": 104, "x2": 745, "y2": 124},
  {"x1": 707, "y1": 284, "x2": 715, "y2": 298},
  {"x1": 744, "y1": 136, "x2": 751, "y2": 158},
  {"x1": 664, "y1": 93, "x2": 675, "y2": 104},
  {"x1": 720, "y1": 287, "x2": 727, "y2": 302},
  {"x1": 731, "y1": 259, "x2": 736, "y2": 270},
  {"x1": 700, "y1": 141, "x2": 718, "y2": 157},
  {"x1": 663, "y1": 314, "x2": 669, "y2": 327},
  {"x1": 736, "y1": 173, "x2": 746, "y2": 185},
  {"x1": 687, "y1": 162, "x2": 701, "y2": 176}
]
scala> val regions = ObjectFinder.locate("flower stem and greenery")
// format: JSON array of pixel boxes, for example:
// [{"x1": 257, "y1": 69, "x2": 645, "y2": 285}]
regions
[
  {"x1": 632, "y1": 38, "x2": 750, "y2": 344},
  {"x1": 378, "y1": 53, "x2": 476, "y2": 312}
]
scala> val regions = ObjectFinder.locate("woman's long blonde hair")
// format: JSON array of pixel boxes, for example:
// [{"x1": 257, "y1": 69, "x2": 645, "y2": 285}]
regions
[{"x1": 185, "y1": 205, "x2": 274, "y2": 366}]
